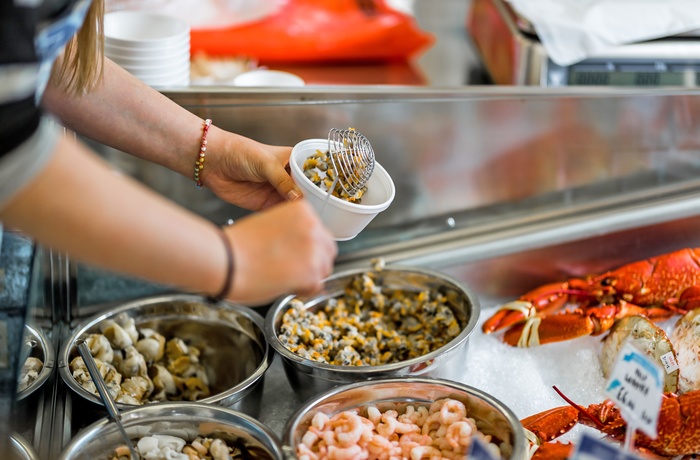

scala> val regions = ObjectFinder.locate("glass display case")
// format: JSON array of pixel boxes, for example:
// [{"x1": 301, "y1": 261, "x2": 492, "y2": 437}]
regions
[{"x1": 5, "y1": 87, "x2": 700, "y2": 458}]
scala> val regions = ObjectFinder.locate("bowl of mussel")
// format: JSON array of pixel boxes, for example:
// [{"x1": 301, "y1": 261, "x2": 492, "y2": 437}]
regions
[
  {"x1": 57, "y1": 402, "x2": 284, "y2": 460},
  {"x1": 284, "y1": 377, "x2": 528, "y2": 460},
  {"x1": 59, "y1": 294, "x2": 271, "y2": 416},
  {"x1": 18, "y1": 323, "x2": 54, "y2": 400},
  {"x1": 264, "y1": 262, "x2": 480, "y2": 402}
]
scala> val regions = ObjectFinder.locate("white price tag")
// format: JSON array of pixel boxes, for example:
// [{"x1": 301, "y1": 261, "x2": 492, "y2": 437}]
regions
[
  {"x1": 660, "y1": 351, "x2": 679, "y2": 374},
  {"x1": 604, "y1": 342, "x2": 664, "y2": 439}
]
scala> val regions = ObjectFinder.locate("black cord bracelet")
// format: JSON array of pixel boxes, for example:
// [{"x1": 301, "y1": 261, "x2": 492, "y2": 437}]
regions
[{"x1": 209, "y1": 226, "x2": 234, "y2": 302}]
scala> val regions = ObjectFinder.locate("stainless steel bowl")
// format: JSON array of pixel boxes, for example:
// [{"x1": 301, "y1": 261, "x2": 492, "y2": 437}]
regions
[
  {"x1": 57, "y1": 402, "x2": 284, "y2": 460},
  {"x1": 264, "y1": 265, "x2": 480, "y2": 402},
  {"x1": 18, "y1": 323, "x2": 54, "y2": 400},
  {"x1": 10, "y1": 434, "x2": 38, "y2": 460},
  {"x1": 284, "y1": 378, "x2": 528, "y2": 460},
  {"x1": 59, "y1": 294, "x2": 271, "y2": 416}
]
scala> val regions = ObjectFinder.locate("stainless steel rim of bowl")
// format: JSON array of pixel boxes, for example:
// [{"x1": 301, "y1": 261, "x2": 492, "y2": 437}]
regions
[
  {"x1": 56, "y1": 401, "x2": 285, "y2": 460},
  {"x1": 283, "y1": 377, "x2": 528, "y2": 460},
  {"x1": 17, "y1": 323, "x2": 55, "y2": 400},
  {"x1": 11, "y1": 433, "x2": 38, "y2": 460},
  {"x1": 264, "y1": 265, "x2": 481, "y2": 375},
  {"x1": 58, "y1": 294, "x2": 272, "y2": 409}
]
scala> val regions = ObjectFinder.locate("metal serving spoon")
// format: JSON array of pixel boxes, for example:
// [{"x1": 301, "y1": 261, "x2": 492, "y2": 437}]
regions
[{"x1": 77, "y1": 339, "x2": 140, "y2": 460}]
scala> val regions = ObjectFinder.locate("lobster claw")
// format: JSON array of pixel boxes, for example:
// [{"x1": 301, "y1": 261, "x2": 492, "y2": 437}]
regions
[
  {"x1": 521, "y1": 406, "x2": 580, "y2": 443},
  {"x1": 501, "y1": 302, "x2": 677, "y2": 347},
  {"x1": 528, "y1": 442, "x2": 575, "y2": 460},
  {"x1": 521, "y1": 406, "x2": 579, "y2": 460},
  {"x1": 482, "y1": 282, "x2": 573, "y2": 334}
]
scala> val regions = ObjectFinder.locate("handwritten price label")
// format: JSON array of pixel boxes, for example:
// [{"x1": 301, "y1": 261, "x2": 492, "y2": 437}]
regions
[{"x1": 604, "y1": 341, "x2": 663, "y2": 439}]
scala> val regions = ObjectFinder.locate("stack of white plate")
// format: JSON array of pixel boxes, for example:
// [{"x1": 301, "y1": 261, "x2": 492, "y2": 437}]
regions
[{"x1": 104, "y1": 11, "x2": 190, "y2": 87}]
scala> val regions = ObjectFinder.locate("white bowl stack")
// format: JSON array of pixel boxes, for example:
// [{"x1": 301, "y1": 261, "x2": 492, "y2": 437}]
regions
[{"x1": 104, "y1": 11, "x2": 190, "y2": 87}]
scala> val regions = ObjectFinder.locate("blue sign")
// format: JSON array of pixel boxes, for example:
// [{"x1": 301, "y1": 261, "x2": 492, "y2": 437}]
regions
[
  {"x1": 468, "y1": 436, "x2": 499, "y2": 460},
  {"x1": 571, "y1": 432, "x2": 646, "y2": 460}
]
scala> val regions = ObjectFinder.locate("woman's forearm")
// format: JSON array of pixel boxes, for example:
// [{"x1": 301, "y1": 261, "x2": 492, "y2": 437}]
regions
[
  {"x1": 0, "y1": 135, "x2": 227, "y2": 297},
  {"x1": 41, "y1": 58, "x2": 228, "y2": 179}
]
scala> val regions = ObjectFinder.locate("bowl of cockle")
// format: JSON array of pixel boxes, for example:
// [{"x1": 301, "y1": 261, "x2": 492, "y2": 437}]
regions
[
  {"x1": 57, "y1": 402, "x2": 285, "y2": 460},
  {"x1": 289, "y1": 137, "x2": 395, "y2": 241},
  {"x1": 284, "y1": 377, "x2": 528, "y2": 460},
  {"x1": 59, "y1": 294, "x2": 272, "y2": 417},
  {"x1": 264, "y1": 261, "x2": 481, "y2": 402}
]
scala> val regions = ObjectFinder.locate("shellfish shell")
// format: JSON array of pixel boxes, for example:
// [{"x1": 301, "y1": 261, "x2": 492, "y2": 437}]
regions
[{"x1": 601, "y1": 315, "x2": 679, "y2": 393}]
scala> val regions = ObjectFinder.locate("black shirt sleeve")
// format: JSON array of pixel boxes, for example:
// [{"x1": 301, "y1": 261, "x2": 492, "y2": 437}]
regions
[{"x1": 0, "y1": 0, "x2": 42, "y2": 159}]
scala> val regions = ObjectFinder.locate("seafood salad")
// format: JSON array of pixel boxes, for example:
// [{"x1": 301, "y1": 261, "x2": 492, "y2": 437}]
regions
[
  {"x1": 302, "y1": 149, "x2": 367, "y2": 203},
  {"x1": 70, "y1": 314, "x2": 211, "y2": 405},
  {"x1": 278, "y1": 268, "x2": 462, "y2": 366},
  {"x1": 296, "y1": 398, "x2": 506, "y2": 460},
  {"x1": 110, "y1": 434, "x2": 264, "y2": 460}
]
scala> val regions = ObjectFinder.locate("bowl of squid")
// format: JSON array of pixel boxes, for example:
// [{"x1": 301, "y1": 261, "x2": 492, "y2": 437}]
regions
[
  {"x1": 57, "y1": 402, "x2": 284, "y2": 460},
  {"x1": 59, "y1": 294, "x2": 271, "y2": 417}
]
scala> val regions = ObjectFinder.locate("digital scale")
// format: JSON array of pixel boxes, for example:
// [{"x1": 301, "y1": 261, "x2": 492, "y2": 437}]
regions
[{"x1": 467, "y1": 0, "x2": 700, "y2": 87}]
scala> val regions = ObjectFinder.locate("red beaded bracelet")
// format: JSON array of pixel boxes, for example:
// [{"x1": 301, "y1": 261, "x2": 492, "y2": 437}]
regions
[{"x1": 194, "y1": 118, "x2": 212, "y2": 188}]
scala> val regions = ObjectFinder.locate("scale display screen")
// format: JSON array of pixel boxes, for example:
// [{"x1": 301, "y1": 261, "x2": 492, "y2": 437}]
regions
[
  {"x1": 568, "y1": 71, "x2": 690, "y2": 86},
  {"x1": 546, "y1": 61, "x2": 700, "y2": 87}
]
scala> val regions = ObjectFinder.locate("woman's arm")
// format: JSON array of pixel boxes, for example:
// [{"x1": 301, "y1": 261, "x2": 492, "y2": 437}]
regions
[
  {"x1": 0, "y1": 134, "x2": 336, "y2": 304},
  {"x1": 41, "y1": 58, "x2": 301, "y2": 210},
  {"x1": 2, "y1": 134, "x2": 227, "y2": 297}
]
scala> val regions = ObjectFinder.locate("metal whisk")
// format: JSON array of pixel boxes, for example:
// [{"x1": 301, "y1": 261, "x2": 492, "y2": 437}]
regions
[{"x1": 327, "y1": 127, "x2": 375, "y2": 198}]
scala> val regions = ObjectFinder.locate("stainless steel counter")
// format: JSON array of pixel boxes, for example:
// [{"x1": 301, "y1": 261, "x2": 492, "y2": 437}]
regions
[{"x1": 12, "y1": 86, "x2": 700, "y2": 458}]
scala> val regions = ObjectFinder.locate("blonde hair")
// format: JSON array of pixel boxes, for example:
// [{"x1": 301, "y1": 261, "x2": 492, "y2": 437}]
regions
[{"x1": 51, "y1": 0, "x2": 105, "y2": 94}]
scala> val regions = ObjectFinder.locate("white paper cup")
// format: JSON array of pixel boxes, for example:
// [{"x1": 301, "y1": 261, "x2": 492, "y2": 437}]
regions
[
  {"x1": 290, "y1": 139, "x2": 394, "y2": 241},
  {"x1": 104, "y1": 11, "x2": 190, "y2": 49}
]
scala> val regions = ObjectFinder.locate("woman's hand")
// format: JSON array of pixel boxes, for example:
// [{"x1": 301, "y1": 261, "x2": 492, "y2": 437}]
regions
[
  {"x1": 224, "y1": 199, "x2": 337, "y2": 304},
  {"x1": 205, "y1": 128, "x2": 302, "y2": 210}
]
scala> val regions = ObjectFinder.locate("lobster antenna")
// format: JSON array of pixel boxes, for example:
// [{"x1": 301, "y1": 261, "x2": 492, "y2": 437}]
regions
[{"x1": 552, "y1": 385, "x2": 606, "y2": 430}]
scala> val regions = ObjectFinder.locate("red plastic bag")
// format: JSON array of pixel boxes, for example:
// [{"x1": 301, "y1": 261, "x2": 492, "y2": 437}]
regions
[{"x1": 190, "y1": 0, "x2": 434, "y2": 64}]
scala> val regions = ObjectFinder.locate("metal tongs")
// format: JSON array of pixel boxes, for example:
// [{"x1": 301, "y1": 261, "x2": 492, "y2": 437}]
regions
[
  {"x1": 77, "y1": 339, "x2": 140, "y2": 460},
  {"x1": 320, "y1": 127, "x2": 376, "y2": 217}
]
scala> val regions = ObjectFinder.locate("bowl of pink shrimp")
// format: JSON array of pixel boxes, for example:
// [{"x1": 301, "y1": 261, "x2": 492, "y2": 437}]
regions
[{"x1": 283, "y1": 377, "x2": 528, "y2": 460}]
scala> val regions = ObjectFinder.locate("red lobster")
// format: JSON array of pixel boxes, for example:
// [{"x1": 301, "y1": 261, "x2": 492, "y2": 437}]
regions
[
  {"x1": 522, "y1": 386, "x2": 700, "y2": 459},
  {"x1": 483, "y1": 248, "x2": 700, "y2": 346}
]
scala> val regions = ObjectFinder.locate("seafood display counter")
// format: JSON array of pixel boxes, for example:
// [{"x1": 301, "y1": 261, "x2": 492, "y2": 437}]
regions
[{"x1": 8, "y1": 87, "x2": 700, "y2": 459}]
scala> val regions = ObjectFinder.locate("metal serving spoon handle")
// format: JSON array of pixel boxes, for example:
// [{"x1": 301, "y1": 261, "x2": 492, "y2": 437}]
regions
[{"x1": 77, "y1": 339, "x2": 140, "y2": 460}]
